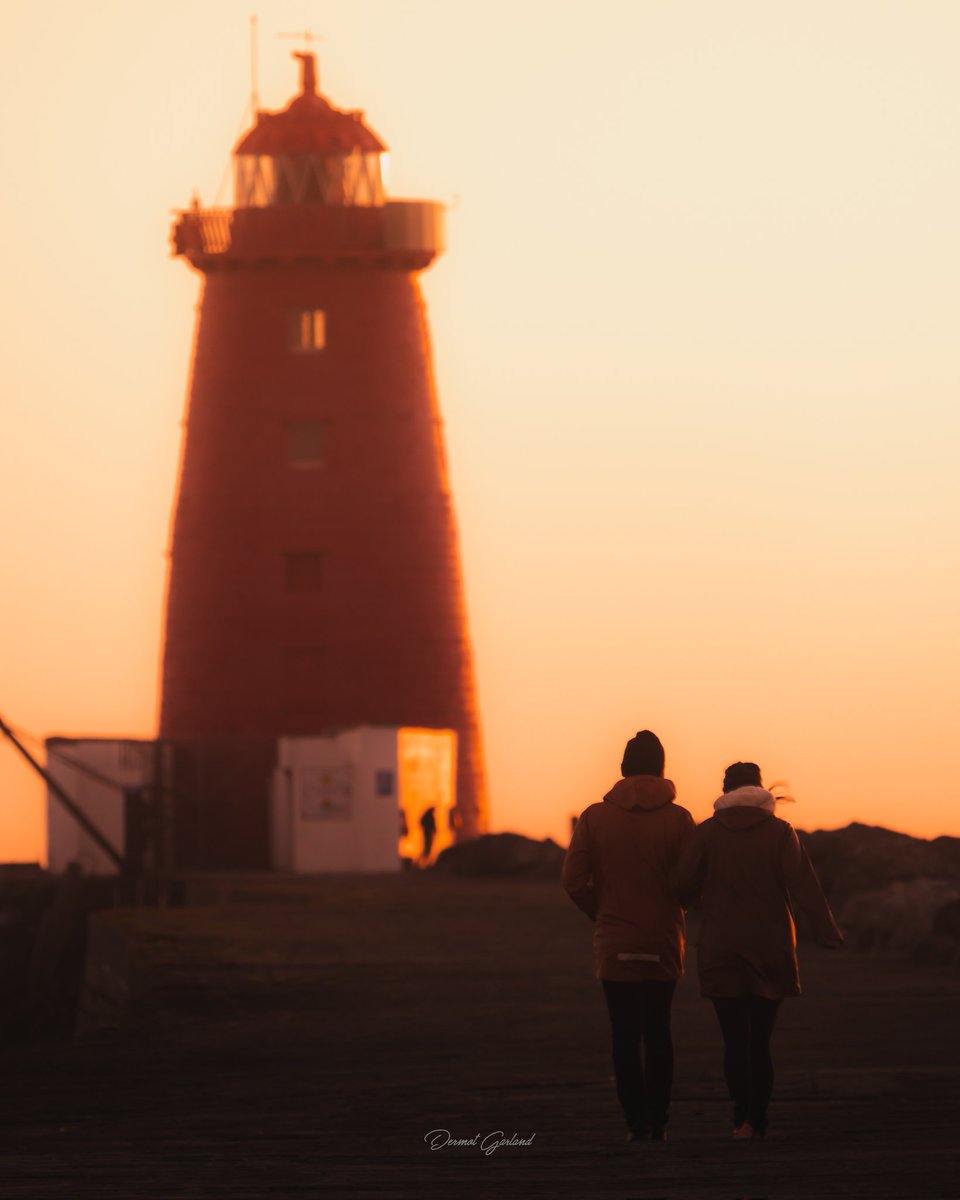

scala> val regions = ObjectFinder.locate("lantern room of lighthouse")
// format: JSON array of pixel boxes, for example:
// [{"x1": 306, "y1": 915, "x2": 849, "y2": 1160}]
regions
[{"x1": 234, "y1": 53, "x2": 385, "y2": 208}]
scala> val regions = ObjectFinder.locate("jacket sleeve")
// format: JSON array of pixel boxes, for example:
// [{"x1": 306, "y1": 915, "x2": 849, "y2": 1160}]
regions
[
  {"x1": 780, "y1": 827, "x2": 844, "y2": 945},
  {"x1": 670, "y1": 822, "x2": 705, "y2": 909},
  {"x1": 561, "y1": 811, "x2": 598, "y2": 920}
]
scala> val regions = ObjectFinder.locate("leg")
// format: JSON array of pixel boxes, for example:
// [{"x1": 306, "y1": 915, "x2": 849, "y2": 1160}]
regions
[
  {"x1": 711, "y1": 996, "x2": 751, "y2": 1129},
  {"x1": 746, "y1": 997, "x2": 780, "y2": 1135},
  {"x1": 601, "y1": 980, "x2": 646, "y2": 1133},
  {"x1": 638, "y1": 980, "x2": 677, "y2": 1132}
]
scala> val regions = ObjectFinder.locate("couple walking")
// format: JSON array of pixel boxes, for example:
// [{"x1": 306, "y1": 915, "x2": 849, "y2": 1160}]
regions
[{"x1": 562, "y1": 730, "x2": 842, "y2": 1142}]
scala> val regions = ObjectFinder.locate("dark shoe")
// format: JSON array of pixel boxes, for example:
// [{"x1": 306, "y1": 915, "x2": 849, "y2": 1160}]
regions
[
  {"x1": 650, "y1": 1126, "x2": 667, "y2": 1142},
  {"x1": 626, "y1": 1126, "x2": 646, "y2": 1143}
]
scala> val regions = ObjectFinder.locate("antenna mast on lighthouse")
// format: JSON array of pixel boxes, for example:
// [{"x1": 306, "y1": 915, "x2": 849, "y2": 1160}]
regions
[{"x1": 249, "y1": 15, "x2": 260, "y2": 115}]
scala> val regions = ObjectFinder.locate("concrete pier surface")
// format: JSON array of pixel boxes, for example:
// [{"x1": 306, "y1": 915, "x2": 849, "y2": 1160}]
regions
[{"x1": 1, "y1": 873, "x2": 957, "y2": 1198}]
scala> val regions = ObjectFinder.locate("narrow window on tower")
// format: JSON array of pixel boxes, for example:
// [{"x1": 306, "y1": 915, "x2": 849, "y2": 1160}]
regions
[
  {"x1": 285, "y1": 552, "x2": 324, "y2": 593},
  {"x1": 287, "y1": 421, "x2": 325, "y2": 468},
  {"x1": 289, "y1": 308, "x2": 326, "y2": 352}
]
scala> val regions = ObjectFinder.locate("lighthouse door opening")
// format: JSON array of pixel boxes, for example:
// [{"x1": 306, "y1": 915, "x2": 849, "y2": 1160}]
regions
[{"x1": 397, "y1": 728, "x2": 457, "y2": 868}]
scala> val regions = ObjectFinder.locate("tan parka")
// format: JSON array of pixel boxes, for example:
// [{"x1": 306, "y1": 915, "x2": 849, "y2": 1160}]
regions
[{"x1": 671, "y1": 792, "x2": 843, "y2": 999}]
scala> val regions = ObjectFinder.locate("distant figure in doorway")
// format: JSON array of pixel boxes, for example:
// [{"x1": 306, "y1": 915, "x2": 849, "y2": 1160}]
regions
[
  {"x1": 419, "y1": 806, "x2": 437, "y2": 865},
  {"x1": 671, "y1": 762, "x2": 843, "y2": 1141},
  {"x1": 562, "y1": 731, "x2": 696, "y2": 1142}
]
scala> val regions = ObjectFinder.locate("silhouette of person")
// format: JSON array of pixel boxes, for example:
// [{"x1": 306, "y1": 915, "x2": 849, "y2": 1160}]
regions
[
  {"x1": 671, "y1": 761, "x2": 843, "y2": 1140},
  {"x1": 419, "y1": 806, "x2": 437, "y2": 864},
  {"x1": 562, "y1": 730, "x2": 696, "y2": 1142}
]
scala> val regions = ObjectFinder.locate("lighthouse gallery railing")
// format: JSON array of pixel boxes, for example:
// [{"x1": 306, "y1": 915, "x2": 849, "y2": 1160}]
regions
[{"x1": 171, "y1": 202, "x2": 444, "y2": 268}]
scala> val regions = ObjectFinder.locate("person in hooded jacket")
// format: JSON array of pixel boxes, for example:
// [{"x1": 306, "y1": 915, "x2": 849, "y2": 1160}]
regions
[
  {"x1": 671, "y1": 761, "x2": 843, "y2": 1141},
  {"x1": 562, "y1": 731, "x2": 696, "y2": 1142}
]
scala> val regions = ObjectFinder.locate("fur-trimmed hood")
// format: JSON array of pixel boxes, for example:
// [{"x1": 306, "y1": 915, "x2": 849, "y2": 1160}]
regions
[
  {"x1": 714, "y1": 785, "x2": 776, "y2": 813},
  {"x1": 712, "y1": 785, "x2": 776, "y2": 830}
]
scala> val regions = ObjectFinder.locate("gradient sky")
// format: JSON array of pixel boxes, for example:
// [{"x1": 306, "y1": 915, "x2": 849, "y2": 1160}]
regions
[{"x1": 1, "y1": 0, "x2": 958, "y2": 862}]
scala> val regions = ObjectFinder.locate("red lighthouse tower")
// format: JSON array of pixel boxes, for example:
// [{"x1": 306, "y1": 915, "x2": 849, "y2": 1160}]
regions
[{"x1": 161, "y1": 53, "x2": 487, "y2": 866}]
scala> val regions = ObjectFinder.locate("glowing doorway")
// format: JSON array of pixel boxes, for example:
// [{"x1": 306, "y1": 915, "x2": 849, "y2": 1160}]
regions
[{"x1": 398, "y1": 728, "x2": 457, "y2": 866}]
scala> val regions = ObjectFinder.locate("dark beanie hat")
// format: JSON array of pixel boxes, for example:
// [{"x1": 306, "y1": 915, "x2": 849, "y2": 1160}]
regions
[
  {"x1": 722, "y1": 761, "x2": 762, "y2": 793},
  {"x1": 621, "y1": 730, "x2": 665, "y2": 778}
]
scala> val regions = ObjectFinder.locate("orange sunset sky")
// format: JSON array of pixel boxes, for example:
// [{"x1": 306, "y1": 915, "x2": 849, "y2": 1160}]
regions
[{"x1": 1, "y1": 0, "x2": 959, "y2": 862}]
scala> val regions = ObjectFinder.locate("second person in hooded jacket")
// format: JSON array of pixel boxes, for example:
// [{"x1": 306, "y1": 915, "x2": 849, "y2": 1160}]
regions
[{"x1": 671, "y1": 761, "x2": 842, "y2": 1140}]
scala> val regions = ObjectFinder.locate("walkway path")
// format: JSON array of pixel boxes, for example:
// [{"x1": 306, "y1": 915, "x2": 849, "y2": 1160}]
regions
[{"x1": 1, "y1": 874, "x2": 957, "y2": 1198}]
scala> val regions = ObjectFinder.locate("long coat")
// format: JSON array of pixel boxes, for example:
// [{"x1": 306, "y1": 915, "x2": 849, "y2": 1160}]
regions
[
  {"x1": 562, "y1": 776, "x2": 696, "y2": 982},
  {"x1": 672, "y1": 794, "x2": 842, "y2": 999}
]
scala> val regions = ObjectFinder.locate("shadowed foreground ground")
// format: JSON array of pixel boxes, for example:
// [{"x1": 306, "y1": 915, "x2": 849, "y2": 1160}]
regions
[{"x1": 1, "y1": 873, "x2": 958, "y2": 1199}]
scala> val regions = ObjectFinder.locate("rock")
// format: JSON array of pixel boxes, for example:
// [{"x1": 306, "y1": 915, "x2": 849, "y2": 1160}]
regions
[
  {"x1": 429, "y1": 823, "x2": 960, "y2": 964},
  {"x1": 838, "y1": 878, "x2": 960, "y2": 952},
  {"x1": 932, "y1": 898, "x2": 960, "y2": 940},
  {"x1": 911, "y1": 935, "x2": 960, "y2": 968},
  {"x1": 800, "y1": 823, "x2": 960, "y2": 910},
  {"x1": 431, "y1": 833, "x2": 565, "y2": 878}
]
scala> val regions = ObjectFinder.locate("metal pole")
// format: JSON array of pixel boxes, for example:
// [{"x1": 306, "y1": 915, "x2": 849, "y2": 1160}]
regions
[
  {"x1": 250, "y1": 14, "x2": 260, "y2": 115},
  {"x1": 0, "y1": 714, "x2": 125, "y2": 870}
]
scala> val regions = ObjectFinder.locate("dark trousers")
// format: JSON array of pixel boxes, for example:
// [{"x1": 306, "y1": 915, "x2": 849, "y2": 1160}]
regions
[
  {"x1": 601, "y1": 979, "x2": 676, "y2": 1131},
  {"x1": 711, "y1": 996, "x2": 781, "y2": 1133}
]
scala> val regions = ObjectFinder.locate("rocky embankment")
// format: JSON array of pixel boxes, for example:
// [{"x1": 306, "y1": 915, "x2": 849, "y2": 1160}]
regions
[
  {"x1": 433, "y1": 823, "x2": 960, "y2": 965},
  {"x1": 799, "y1": 823, "x2": 960, "y2": 964}
]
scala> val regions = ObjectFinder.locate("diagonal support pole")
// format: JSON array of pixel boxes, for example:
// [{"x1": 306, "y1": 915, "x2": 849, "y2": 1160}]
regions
[{"x1": 0, "y1": 714, "x2": 125, "y2": 870}]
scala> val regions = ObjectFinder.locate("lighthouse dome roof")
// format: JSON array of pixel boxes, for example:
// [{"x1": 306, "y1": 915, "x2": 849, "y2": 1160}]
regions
[{"x1": 235, "y1": 52, "x2": 386, "y2": 157}]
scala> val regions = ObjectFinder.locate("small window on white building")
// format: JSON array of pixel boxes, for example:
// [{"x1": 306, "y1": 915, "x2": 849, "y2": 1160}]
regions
[
  {"x1": 289, "y1": 308, "x2": 325, "y2": 352},
  {"x1": 287, "y1": 421, "x2": 325, "y2": 468}
]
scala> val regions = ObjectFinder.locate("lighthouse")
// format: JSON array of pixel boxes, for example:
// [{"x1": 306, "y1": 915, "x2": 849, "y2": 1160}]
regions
[{"x1": 160, "y1": 52, "x2": 487, "y2": 868}]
